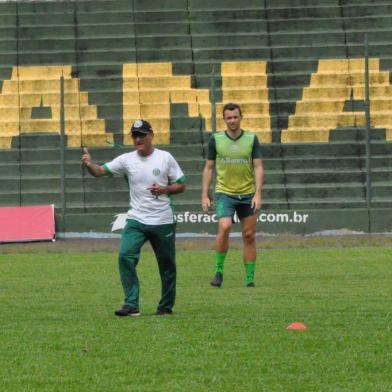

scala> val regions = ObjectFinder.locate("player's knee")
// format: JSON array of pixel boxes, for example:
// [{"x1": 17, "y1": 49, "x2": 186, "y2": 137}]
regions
[{"x1": 243, "y1": 230, "x2": 255, "y2": 244}]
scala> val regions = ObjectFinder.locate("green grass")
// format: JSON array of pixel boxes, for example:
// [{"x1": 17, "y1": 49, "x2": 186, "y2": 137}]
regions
[{"x1": 1, "y1": 248, "x2": 392, "y2": 391}]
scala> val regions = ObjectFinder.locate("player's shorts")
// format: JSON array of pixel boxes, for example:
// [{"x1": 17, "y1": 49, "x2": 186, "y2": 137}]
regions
[{"x1": 215, "y1": 193, "x2": 255, "y2": 220}]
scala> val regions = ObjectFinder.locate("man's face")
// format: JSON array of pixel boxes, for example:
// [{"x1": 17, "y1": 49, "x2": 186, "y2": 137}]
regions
[
  {"x1": 223, "y1": 108, "x2": 242, "y2": 132},
  {"x1": 131, "y1": 131, "x2": 153, "y2": 155}
]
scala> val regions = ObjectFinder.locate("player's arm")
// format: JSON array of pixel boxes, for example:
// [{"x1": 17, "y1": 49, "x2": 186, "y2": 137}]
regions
[
  {"x1": 81, "y1": 147, "x2": 106, "y2": 177},
  {"x1": 251, "y1": 135, "x2": 264, "y2": 211},
  {"x1": 201, "y1": 135, "x2": 216, "y2": 213},
  {"x1": 166, "y1": 180, "x2": 186, "y2": 195},
  {"x1": 252, "y1": 158, "x2": 264, "y2": 211},
  {"x1": 201, "y1": 160, "x2": 214, "y2": 212}
]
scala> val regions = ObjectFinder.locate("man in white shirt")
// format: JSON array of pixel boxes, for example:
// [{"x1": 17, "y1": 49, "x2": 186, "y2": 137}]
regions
[{"x1": 81, "y1": 120, "x2": 186, "y2": 316}]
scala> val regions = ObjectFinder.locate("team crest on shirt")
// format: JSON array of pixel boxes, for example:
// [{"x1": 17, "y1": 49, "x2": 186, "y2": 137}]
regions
[
  {"x1": 152, "y1": 168, "x2": 160, "y2": 176},
  {"x1": 231, "y1": 144, "x2": 240, "y2": 151}
]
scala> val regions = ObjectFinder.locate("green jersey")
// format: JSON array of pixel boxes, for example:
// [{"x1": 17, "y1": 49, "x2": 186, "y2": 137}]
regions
[{"x1": 207, "y1": 130, "x2": 262, "y2": 195}]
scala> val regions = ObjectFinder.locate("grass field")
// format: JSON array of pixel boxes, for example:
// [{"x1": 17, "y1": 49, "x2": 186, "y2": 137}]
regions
[{"x1": 1, "y1": 245, "x2": 392, "y2": 391}]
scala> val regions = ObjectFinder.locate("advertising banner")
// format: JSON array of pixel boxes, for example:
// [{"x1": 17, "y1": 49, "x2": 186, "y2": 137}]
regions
[{"x1": 0, "y1": 205, "x2": 55, "y2": 243}]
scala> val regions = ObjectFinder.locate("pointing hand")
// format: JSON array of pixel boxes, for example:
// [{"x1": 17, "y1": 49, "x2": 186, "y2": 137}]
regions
[{"x1": 81, "y1": 147, "x2": 92, "y2": 167}]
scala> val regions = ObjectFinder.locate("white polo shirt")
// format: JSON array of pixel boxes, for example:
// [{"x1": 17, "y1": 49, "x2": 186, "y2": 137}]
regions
[{"x1": 103, "y1": 148, "x2": 185, "y2": 225}]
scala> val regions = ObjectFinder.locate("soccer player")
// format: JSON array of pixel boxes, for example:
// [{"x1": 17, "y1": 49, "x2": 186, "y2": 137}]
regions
[
  {"x1": 201, "y1": 103, "x2": 264, "y2": 288},
  {"x1": 81, "y1": 120, "x2": 186, "y2": 316}
]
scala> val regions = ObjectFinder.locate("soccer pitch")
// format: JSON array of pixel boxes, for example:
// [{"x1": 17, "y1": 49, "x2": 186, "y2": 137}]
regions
[{"x1": 1, "y1": 246, "x2": 391, "y2": 391}]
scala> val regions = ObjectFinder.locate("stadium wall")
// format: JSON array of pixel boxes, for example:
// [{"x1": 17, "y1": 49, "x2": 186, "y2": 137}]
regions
[{"x1": 1, "y1": 0, "x2": 392, "y2": 235}]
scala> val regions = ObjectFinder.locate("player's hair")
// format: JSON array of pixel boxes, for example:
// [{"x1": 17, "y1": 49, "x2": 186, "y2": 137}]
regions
[{"x1": 222, "y1": 102, "x2": 242, "y2": 117}]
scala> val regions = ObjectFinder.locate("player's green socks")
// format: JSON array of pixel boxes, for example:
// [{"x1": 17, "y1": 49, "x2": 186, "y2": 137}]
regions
[
  {"x1": 244, "y1": 261, "x2": 255, "y2": 285},
  {"x1": 215, "y1": 251, "x2": 227, "y2": 274}
]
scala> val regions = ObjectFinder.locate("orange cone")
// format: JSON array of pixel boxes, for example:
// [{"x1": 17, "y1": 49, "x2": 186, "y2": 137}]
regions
[{"x1": 287, "y1": 322, "x2": 307, "y2": 331}]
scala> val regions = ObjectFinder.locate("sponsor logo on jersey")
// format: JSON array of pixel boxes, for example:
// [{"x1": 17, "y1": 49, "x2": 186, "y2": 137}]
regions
[{"x1": 217, "y1": 157, "x2": 250, "y2": 164}]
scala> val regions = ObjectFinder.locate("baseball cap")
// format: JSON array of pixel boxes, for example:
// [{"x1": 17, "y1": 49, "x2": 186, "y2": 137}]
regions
[{"x1": 131, "y1": 120, "x2": 153, "y2": 134}]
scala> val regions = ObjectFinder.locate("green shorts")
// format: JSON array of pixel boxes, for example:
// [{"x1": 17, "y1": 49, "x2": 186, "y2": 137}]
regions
[{"x1": 215, "y1": 193, "x2": 255, "y2": 220}]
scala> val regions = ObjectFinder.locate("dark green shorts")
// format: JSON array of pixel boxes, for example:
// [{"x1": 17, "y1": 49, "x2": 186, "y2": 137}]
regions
[{"x1": 215, "y1": 193, "x2": 255, "y2": 220}]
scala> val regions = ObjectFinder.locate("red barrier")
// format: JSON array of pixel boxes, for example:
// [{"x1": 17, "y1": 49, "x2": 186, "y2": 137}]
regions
[{"x1": 0, "y1": 205, "x2": 55, "y2": 243}]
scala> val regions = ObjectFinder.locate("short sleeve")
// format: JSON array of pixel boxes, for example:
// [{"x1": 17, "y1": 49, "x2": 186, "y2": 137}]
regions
[
  {"x1": 207, "y1": 133, "x2": 217, "y2": 160},
  {"x1": 167, "y1": 153, "x2": 185, "y2": 184},
  {"x1": 252, "y1": 135, "x2": 262, "y2": 159},
  {"x1": 103, "y1": 154, "x2": 127, "y2": 176}
]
